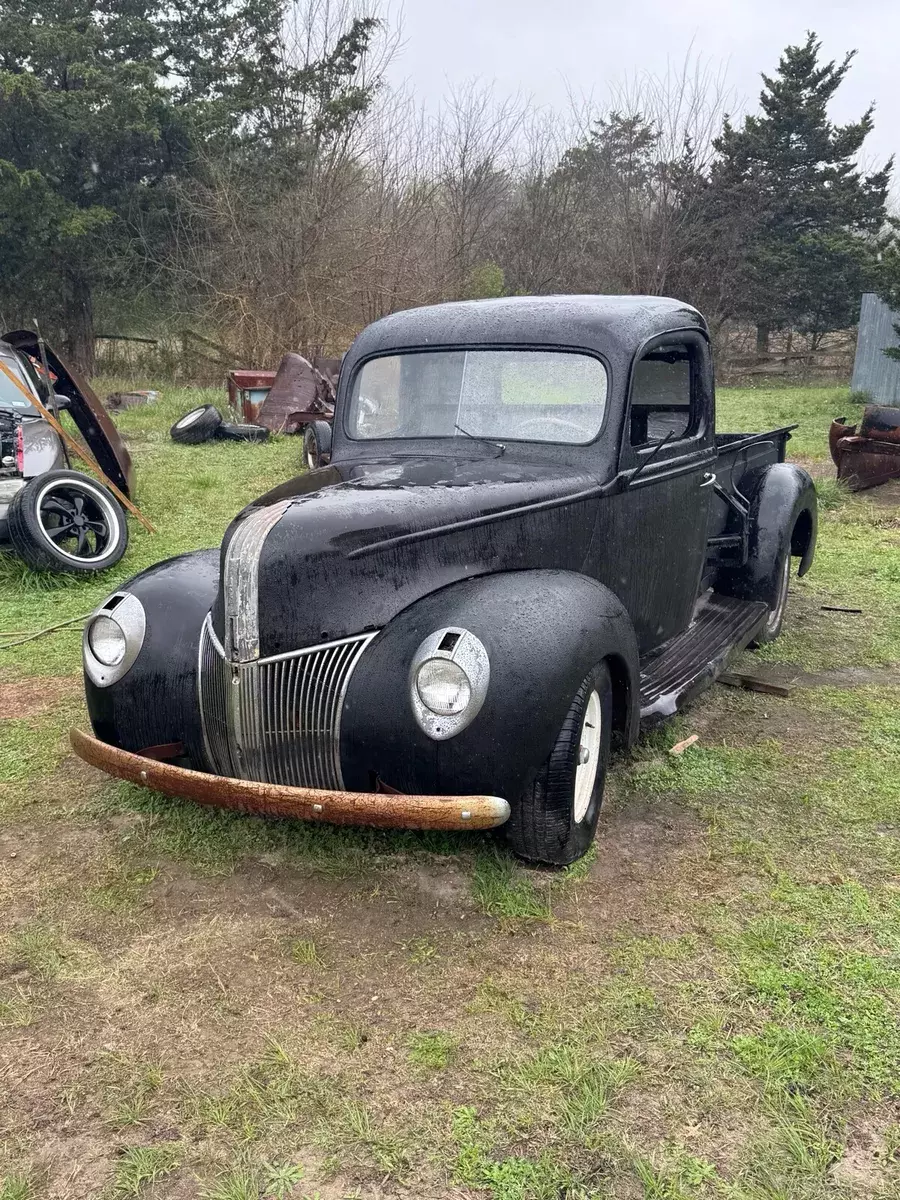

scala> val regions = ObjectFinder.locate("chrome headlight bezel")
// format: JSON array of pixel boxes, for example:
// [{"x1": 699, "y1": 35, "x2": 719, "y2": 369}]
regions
[
  {"x1": 83, "y1": 592, "x2": 146, "y2": 687},
  {"x1": 409, "y1": 627, "x2": 489, "y2": 741}
]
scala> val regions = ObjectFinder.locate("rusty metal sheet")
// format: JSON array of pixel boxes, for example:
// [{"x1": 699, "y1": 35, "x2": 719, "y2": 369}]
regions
[
  {"x1": 313, "y1": 355, "x2": 341, "y2": 392},
  {"x1": 831, "y1": 405, "x2": 900, "y2": 490},
  {"x1": 3, "y1": 329, "x2": 135, "y2": 496},
  {"x1": 255, "y1": 352, "x2": 335, "y2": 433},
  {"x1": 70, "y1": 727, "x2": 510, "y2": 831}
]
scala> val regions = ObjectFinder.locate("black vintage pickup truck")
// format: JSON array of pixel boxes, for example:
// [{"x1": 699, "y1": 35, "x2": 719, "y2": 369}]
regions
[{"x1": 73, "y1": 296, "x2": 816, "y2": 865}]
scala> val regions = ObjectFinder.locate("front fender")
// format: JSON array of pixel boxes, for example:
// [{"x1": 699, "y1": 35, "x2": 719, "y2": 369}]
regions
[
  {"x1": 84, "y1": 549, "x2": 220, "y2": 764},
  {"x1": 340, "y1": 569, "x2": 640, "y2": 804}
]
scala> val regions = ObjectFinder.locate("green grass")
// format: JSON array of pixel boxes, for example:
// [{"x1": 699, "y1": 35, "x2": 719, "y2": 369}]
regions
[
  {"x1": 407, "y1": 1030, "x2": 457, "y2": 1069},
  {"x1": 1, "y1": 381, "x2": 899, "y2": 1199},
  {"x1": 0, "y1": 1175, "x2": 34, "y2": 1200},
  {"x1": 113, "y1": 1144, "x2": 180, "y2": 1196}
]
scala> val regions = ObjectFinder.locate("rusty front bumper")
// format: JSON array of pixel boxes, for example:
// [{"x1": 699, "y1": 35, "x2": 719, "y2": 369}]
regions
[{"x1": 70, "y1": 729, "x2": 510, "y2": 831}]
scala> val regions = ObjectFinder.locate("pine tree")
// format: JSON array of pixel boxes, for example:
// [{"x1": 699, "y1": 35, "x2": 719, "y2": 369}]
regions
[{"x1": 709, "y1": 33, "x2": 892, "y2": 349}]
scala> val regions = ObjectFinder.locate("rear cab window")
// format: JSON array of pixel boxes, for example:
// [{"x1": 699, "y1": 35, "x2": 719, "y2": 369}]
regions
[{"x1": 628, "y1": 342, "x2": 701, "y2": 447}]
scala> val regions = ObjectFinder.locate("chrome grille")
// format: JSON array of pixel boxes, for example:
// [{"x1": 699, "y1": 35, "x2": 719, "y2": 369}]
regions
[{"x1": 198, "y1": 616, "x2": 376, "y2": 789}]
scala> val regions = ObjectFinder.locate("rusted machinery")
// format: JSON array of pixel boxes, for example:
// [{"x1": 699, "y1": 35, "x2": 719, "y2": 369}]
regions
[{"x1": 830, "y1": 404, "x2": 900, "y2": 490}]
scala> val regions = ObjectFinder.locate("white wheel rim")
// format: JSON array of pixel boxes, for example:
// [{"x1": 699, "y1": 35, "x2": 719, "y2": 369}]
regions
[
  {"x1": 573, "y1": 689, "x2": 602, "y2": 823},
  {"x1": 177, "y1": 408, "x2": 205, "y2": 428},
  {"x1": 305, "y1": 434, "x2": 316, "y2": 468},
  {"x1": 34, "y1": 478, "x2": 121, "y2": 564},
  {"x1": 765, "y1": 553, "x2": 791, "y2": 635}
]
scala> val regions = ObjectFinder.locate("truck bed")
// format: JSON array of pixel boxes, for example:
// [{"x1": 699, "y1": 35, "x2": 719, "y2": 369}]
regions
[
  {"x1": 715, "y1": 425, "x2": 796, "y2": 462},
  {"x1": 713, "y1": 425, "x2": 797, "y2": 502}
]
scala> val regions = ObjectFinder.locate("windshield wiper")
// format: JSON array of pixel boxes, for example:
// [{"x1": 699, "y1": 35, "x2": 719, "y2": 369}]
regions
[{"x1": 454, "y1": 423, "x2": 505, "y2": 457}]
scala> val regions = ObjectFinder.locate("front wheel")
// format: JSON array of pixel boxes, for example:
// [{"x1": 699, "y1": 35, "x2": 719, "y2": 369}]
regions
[{"x1": 504, "y1": 662, "x2": 612, "y2": 866}]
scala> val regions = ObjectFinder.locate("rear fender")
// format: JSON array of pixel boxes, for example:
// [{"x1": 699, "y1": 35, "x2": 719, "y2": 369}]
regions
[
  {"x1": 722, "y1": 463, "x2": 817, "y2": 601},
  {"x1": 340, "y1": 569, "x2": 640, "y2": 804}
]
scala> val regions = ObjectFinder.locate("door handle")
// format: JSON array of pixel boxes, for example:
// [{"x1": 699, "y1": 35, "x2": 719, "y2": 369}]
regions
[{"x1": 699, "y1": 472, "x2": 717, "y2": 488}]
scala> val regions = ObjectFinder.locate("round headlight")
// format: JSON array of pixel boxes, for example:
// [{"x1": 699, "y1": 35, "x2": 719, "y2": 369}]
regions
[
  {"x1": 415, "y1": 658, "x2": 472, "y2": 715},
  {"x1": 88, "y1": 615, "x2": 126, "y2": 666}
]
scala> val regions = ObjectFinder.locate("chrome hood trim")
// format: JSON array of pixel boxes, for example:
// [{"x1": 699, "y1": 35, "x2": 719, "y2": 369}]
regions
[{"x1": 223, "y1": 499, "x2": 293, "y2": 662}]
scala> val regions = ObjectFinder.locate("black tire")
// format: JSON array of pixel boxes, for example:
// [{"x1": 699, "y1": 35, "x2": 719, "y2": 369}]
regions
[
  {"x1": 170, "y1": 405, "x2": 222, "y2": 445},
  {"x1": 303, "y1": 421, "x2": 332, "y2": 469},
  {"x1": 7, "y1": 470, "x2": 128, "y2": 574},
  {"x1": 216, "y1": 422, "x2": 270, "y2": 443},
  {"x1": 750, "y1": 547, "x2": 792, "y2": 646},
  {"x1": 505, "y1": 661, "x2": 613, "y2": 866}
]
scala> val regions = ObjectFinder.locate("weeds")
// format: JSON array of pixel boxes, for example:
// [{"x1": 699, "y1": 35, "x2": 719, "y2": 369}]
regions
[{"x1": 113, "y1": 1144, "x2": 180, "y2": 1195}]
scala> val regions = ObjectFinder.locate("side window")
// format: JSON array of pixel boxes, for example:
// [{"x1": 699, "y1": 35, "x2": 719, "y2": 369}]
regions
[{"x1": 629, "y1": 342, "x2": 698, "y2": 447}]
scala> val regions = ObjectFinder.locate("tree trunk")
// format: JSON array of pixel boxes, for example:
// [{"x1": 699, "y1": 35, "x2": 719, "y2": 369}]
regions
[
  {"x1": 66, "y1": 271, "x2": 95, "y2": 378},
  {"x1": 755, "y1": 322, "x2": 770, "y2": 355}
]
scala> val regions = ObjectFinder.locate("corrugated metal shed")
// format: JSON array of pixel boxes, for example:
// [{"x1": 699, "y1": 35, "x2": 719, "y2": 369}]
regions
[{"x1": 850, "y1": 292, "x2": 900, "y2": 401}]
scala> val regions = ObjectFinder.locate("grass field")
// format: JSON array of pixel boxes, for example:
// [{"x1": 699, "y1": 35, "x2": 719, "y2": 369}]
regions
[{"x1": 0, "y1": 382, "x2": 898, "y2": 1199}]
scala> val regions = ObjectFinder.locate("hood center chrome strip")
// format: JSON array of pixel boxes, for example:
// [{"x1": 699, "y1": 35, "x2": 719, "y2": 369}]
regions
[{"x1": 223, "y1": 499, "x2": 294, "y2": 662}]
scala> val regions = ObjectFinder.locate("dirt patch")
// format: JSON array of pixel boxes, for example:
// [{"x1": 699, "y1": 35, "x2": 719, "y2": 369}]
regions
[
  {"x1": 793, "y1": 663, "x2": 900, "y2": 688},
  {"x1": 861, "y1": 477, "x2": 900, "y2": 510},
  {"x1": 682, "y1": 679, "x2": 837, "y2": 749},
  {"x1": 0, "y1": 676, "x2": 78, "y2": 721},
  {"x1": 828, "y1": 1147, "x2": 887, "y2": 1195}
]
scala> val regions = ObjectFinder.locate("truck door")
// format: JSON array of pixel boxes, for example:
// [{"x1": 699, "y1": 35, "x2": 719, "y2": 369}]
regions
[{"x1": 604, "y1": 332, "x2": 716, "y2": 654}]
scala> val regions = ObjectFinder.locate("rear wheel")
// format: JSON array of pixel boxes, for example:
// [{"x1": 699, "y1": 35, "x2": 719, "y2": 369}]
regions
[
  {"x1": 505, "y1": 662, "x2": 612, "y2": 865},
  {"x1": 750, "y1": 546, "x2": 791, "y2": 646},
  {"x1": 303, "y1": 421, "x2": 332, "y2": 469},
  {"x1": 7, "y1": 470, "x2": 128, "y2": 574}
]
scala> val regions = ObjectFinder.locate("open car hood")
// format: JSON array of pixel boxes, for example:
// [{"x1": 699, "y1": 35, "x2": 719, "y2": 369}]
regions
[{"x1": 3, "y1": 330, "x2": 134, "y2": 496}]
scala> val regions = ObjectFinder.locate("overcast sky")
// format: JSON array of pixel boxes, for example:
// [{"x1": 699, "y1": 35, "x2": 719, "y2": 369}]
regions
[{"x1": 386, "y1": 0, "x2": 898, "y2": 171}]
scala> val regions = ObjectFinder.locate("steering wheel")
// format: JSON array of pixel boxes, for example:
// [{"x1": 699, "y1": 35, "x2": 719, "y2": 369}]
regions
[{"x1": 514, "y1": 416, "x2": 588, "y2": 442}]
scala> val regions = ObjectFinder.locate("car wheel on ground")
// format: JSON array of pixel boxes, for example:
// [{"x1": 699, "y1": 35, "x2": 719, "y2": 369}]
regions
[
  {"x1": 170, "y1": 405, "x2": 222, "y2": 444},
  {"x1": 505, "y1": 660, "x2": 613, "y2": 865},
  {"x1": 750, "y1": 546, "x2": 792, "y2": 646},
  {"x1": 216, "y1": 422, "x2": 270, "y2": 442},
  {"x1": 303, "y1": 420, "x2": 332, "y2": 469},
  {"x1": 7, "y1": 469, "x2": 128, "y2": 574}
]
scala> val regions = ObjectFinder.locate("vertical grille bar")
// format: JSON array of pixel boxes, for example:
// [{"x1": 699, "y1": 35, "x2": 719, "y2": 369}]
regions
[{"x1": 198, "y1": 616, "x2": 376, "y2": 789}]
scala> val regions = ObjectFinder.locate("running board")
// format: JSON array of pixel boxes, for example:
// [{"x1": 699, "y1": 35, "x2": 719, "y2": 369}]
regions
[{"x1": 639, "y1": 593, "x2": 768, "y2": 726}]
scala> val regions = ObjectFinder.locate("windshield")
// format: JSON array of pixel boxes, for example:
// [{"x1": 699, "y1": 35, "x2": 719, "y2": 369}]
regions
[
  {"x1": 0, "y1": 350, "x2": 39, "y2": 414},
  {"x1": 347, "y1": 349, "x2": 608, "y2": 445}
]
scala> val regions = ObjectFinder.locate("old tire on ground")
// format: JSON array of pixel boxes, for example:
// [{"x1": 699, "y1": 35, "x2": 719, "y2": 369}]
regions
[
  {"x1": 303, "y1": 421, "x2": 332, "y2": 469},
  {"x1": 170, "y1": 405, "x2": 222, "y2": 445},
  {"x1": 216, "y1": 422, "x2": 270, "y2": 443},
  {"x1": 505, "y1": 661, "x2": 612, "y2": 866},
  {"x1": 7, "y1": 470, "x2": 128, "y2": 574},
  {"x1": 750, "y1": 547, "x2": 792, "y2": 646}
]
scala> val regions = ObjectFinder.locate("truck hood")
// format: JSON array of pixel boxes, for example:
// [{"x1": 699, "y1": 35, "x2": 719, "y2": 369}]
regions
[{"x1": 215, "y1": 454, "x2": 599, "y2": 657}]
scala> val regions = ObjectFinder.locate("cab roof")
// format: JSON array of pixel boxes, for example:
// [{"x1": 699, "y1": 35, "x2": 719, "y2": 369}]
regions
[{"x1": 347, "y1": 295, "x2": 708, "y2": 363}]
